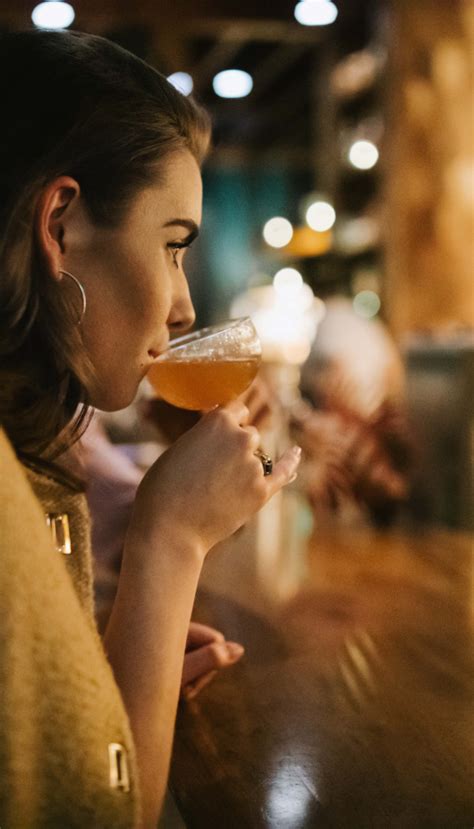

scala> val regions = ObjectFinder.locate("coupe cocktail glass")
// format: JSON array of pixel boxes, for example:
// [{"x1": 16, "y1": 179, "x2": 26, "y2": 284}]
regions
[{"x1": 147, "y1": 317, "x2": 262, "y2": 411}]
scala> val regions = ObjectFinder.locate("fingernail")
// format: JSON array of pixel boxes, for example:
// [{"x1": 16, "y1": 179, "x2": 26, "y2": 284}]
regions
[
  {"x1": 292, "y1": 445, "x2": 302, "y2": 459},
  {"x1": 226, "y1": 642, "x2": 244, "y2": 658},
  {"x1": 288, "y1": 472, "x2": 298, "y2": 484}
]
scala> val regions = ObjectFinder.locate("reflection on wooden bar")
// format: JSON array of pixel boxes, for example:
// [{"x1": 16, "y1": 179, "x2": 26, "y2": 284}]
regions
[{"x1": 171, "y1": 527, "x2": 473, "y2": 827}]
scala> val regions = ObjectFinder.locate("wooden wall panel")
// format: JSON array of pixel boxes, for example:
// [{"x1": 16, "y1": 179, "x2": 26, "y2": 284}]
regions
[{"x1": 384, "y1": 0, "x2": 474, "y2": 337}]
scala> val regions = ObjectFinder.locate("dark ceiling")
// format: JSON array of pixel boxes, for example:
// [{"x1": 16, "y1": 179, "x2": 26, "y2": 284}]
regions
[{"x1": 0, "y1": 1, "x2": 378, "y2": 166}]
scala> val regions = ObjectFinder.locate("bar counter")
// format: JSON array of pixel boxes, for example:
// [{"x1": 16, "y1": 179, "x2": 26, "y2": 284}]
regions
[{"x1": 169, "y1": 509, "x2": 473, "y2": 827}]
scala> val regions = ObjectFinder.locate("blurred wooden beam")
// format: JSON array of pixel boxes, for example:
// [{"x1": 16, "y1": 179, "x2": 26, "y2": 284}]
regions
[
  {"x1": 230, "y1": 73, "x2": 310, "y2": 146},
  {"x1": 208, "y1": 143, "x2": 315, "y2": 169},
  {"x1": 190, "y1": 28, "x2": 244, "y2": 93},
  {"x1": 251, "y1": 42, "x2": 310, "y2": 99},
  {"x1": 186, "y1": 18, "x2": 323, "y2": 45}
]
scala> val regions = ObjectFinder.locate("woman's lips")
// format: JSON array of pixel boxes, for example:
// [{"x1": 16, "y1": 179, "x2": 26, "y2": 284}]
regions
[{"x1": 147, "y1": 341, "x2": 169, "y2": 360}]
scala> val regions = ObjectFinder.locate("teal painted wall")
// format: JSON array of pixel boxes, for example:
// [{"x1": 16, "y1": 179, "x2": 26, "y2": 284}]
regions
[{"x1": 189, "y1": 165, "x2": 308, "y2": 325}]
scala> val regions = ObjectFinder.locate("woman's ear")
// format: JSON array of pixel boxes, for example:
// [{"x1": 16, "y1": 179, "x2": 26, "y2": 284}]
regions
[{"x1": 35, "y1": 176, "x2": 81, "y2": 280}]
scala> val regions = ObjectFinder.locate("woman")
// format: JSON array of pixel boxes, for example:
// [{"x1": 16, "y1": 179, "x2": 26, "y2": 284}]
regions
[{"x1": 0, "y1": 30, "x2": 301, "y2": 829}]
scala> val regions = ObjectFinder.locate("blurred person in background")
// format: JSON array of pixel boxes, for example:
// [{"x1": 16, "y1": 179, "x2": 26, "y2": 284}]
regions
[
  {"x1": 0, "y1": 30, "x2": 301, "y2": 829},
  {"x1": 291, "y1": 298, "x2": 413, "y2": 528}
]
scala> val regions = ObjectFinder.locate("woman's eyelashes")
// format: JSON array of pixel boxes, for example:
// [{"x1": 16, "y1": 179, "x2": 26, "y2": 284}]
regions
[{"x1": 167, "y1": 240, "x2": 193, "y2": 269}]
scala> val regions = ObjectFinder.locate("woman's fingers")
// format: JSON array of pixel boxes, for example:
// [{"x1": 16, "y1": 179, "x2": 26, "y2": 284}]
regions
[
  {"x1": 181, "y1": 640, "x2": 245, "y2": 688},
  {"x1": 181, "y1": 670, "x2": 218, "y2": 701},
  {"x1": 244, "y1": 425, "x2": 262, "y2": 453},
  {"x1": 241, "y1": 378, "x2": 274, "y2": 430},
  {"x1": 222, "y1": 399, "x2": 250, "y2": 426},
  {"x1": 185, "y1": 621, "x2": 225, "y2": 651},
  {"x1": 182, "y1": 625, "x2": 245, "y2": 699},
  {"x1": 249, "y1": 403, "x2": 272, "y2": 431},
  {"x1": 264, "y1": 446, "x2": 302, "y2": 497}
]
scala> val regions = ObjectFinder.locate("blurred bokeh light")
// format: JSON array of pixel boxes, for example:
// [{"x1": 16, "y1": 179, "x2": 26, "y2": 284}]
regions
[
  {"x1": 263, "y1": 217, "x2": 294, "y2": 248},
  {"x1": 348, "y1": 139, "x2": 379, "y2": 170},
  {"x1": 294, "y1": 1, "x2": 338, "y2": 27},
  {"x1": 212, "y1": 69, "x2": 253, "y2": 98},
  {"x1": 31, "y1": 1, "x2": 75, "y2": 29},
  {"x1": 167, "y1": 71, "x2": 194, "y2": 96}
]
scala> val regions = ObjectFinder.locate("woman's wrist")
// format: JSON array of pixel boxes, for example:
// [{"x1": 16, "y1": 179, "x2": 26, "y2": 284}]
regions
[{"x1": 124, "y1": 517, "x2": 208, "y2": 572}]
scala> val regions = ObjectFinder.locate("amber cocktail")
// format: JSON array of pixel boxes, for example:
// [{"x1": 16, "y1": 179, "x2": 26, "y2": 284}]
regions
[{"x1": 147, "y1": 317, "x2": 261, "y2": 410}]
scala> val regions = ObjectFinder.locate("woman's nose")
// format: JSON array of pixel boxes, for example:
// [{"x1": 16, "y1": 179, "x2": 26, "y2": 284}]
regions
[
  {"x1": 168, "y1": 311, "x2": 195, "y2": 335},
  {"x1": 167, "y1": 289, "x2": 196, "y2": 334}
]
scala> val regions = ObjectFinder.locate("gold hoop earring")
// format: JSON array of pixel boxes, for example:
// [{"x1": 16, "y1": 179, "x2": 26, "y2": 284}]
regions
[{"x1": 59, "y1": 270, "x2": 87, "y2": 325}]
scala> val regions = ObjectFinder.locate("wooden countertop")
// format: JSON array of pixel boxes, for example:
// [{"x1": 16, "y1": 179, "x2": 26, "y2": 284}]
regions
[{"x1": 169, "y1": 504, "x2": 474, "y2": 827}]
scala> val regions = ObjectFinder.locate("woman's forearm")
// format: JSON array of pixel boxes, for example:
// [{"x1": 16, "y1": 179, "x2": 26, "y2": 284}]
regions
[
  {"x1": 103, "y1": 528, "x2": 204, "y2": 828},
  {"x1": 100, "y1": 404, "x2": 300, "y2": 827}
]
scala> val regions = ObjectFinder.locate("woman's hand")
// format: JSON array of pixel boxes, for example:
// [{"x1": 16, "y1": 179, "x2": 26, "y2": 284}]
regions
[
  {"x1": 239, "y1": 376, "x2": 274, "y2": 431},
  {"x1": 129, "y1": 398, "x2": 301, "y2": 557},
  {"x1": 181, "y1": 622, "x2": 244, "y2": 700}
]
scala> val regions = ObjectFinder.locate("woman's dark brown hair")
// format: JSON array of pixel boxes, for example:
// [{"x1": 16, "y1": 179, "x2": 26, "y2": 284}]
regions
[{"x1": 0, "y1": 29, "x2": 211, "y2": 459}]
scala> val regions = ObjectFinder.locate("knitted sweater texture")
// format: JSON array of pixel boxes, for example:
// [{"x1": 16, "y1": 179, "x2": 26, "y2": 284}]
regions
[{"x1": 0, "y1": 428, "x2": 141, "y2": 828}]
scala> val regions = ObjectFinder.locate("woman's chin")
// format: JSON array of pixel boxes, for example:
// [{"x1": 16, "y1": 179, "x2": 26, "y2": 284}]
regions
[{"x1": 88, "y1": 379, "x2": 140, "y2": 413}]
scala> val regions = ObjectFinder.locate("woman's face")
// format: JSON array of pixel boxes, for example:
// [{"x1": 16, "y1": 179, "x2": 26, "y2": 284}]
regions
[{"x1": 64, "y1": 150, "x2": 202, "y2": 411}]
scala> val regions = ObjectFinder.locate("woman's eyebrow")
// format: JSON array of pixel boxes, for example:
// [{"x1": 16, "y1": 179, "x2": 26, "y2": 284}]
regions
[{"x1": 163, "y1": 219, "x2": 200, "y2": 236}]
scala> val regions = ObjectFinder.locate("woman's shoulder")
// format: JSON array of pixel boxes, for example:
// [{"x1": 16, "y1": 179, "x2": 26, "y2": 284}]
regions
[
  {"x1": 0, "y1": 428, "x2": 60, "y2": 584},
  {"x1": 0, "y1": 425, "x2": 88, "y2": 610},
  {"x1": 0, "y1": 424, "x2": 21, "y2": 469},
  {"x1": 0, "y1": 426, "x2": 43, "y2": 522},
  {"x1": 1, "y1": 426, "x2": 96, "y2": 619}
]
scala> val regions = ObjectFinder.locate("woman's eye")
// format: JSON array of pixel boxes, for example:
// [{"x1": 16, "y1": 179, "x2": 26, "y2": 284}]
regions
[
  {"x1": 169, "y1": 247, "x2": 180, "y2": 267},
  {"x1": 167, "y1": 242, "x2": 189, "y2": 268}
]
